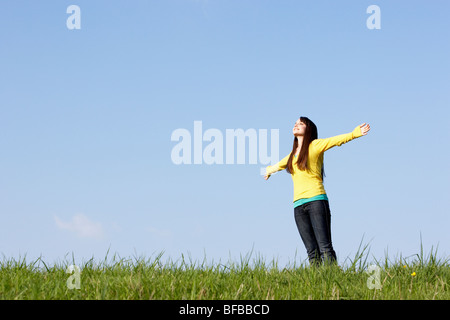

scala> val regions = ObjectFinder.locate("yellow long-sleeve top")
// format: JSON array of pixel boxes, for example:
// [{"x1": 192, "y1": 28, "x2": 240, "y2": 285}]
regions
[{"x1": 266, "y1": 125, "x2": 364, "y2": 203}]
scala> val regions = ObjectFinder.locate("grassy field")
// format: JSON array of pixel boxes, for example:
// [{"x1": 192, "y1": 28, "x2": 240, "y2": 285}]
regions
[{"x1": 1, "y1": 242, "x2": 449, "y2": 300}]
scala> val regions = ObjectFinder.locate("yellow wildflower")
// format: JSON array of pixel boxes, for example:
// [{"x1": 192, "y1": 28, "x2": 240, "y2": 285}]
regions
[{"x1": 411, "y1": 272, "x2": 416, "y2": 277}]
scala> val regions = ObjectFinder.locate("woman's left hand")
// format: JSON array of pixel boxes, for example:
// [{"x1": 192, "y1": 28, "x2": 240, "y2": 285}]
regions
[{"x1": 359, "y1": 123, "x2": 371, "y2": 135}]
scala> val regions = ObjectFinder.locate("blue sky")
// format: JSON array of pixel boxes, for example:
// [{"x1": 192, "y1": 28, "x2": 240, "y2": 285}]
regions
[{"x1": 0, "y1": 0, "x2": 449, "y2": 267}]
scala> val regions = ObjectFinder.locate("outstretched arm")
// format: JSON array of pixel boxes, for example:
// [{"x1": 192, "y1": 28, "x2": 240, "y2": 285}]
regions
[
  {"x1": 312, "y1": 123, "x2": 370, "y2": 153},
  {"x1": 263, "y1": 153, "x2": 290, "y2": 180}
]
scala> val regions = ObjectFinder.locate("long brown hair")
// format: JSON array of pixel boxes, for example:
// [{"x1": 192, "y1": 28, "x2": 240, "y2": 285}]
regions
[{"x1": 286, "y1": 116, "x2": 325, "y2": 180}]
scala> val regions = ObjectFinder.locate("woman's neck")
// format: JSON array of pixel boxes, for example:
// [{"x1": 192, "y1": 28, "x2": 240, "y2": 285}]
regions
[{"x1": 296, "y1": 136, "x2": 303, "y2": 153}]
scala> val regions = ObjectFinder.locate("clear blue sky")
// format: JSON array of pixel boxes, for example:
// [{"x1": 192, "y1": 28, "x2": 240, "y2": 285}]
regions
[{"x1": 1, "y1": 0, "x2": 449, "y2": 267}]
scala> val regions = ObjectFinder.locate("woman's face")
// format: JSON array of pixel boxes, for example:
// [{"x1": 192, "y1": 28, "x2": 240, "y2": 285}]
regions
[{"x1": 293, "y1": 119, "x2": 306, "y2": 136}]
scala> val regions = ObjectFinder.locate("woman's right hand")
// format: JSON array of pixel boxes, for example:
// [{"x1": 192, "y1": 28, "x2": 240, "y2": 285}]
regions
[{"x1": 264, "y1": 174, "x2": 271, "y2": 180}]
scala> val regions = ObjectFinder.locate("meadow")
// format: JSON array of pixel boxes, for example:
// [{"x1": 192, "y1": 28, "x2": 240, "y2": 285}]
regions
[{"x1": 1, "y1": 241, "x2": 448, "y2": 300}]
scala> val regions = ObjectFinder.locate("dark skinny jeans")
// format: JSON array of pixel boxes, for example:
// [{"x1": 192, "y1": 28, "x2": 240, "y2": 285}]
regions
[{"x1": 294, "y1": 199, "x2": 337, "y2": 266}]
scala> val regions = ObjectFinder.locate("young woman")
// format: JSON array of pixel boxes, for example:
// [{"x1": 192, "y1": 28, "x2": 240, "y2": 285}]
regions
[{"x1": 264, "y1": 117, "x2": 370, "y2": 266}]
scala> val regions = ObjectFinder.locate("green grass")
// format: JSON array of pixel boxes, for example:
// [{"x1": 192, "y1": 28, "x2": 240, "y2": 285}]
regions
[{"x1": 1, "y1": 241, "x2": 449, "y2": 300}]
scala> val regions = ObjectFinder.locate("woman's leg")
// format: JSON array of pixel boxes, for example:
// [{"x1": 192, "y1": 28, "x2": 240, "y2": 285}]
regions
[
  {"x1": 294, "y1": 205, "x2": 321, "y2": 266},
  {"x1": 307, "y1": 200, "x2": 337, "y2": 264}
]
